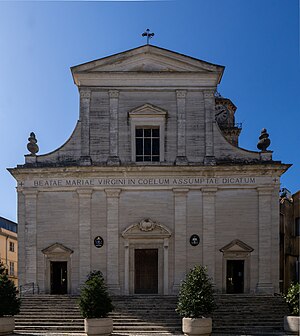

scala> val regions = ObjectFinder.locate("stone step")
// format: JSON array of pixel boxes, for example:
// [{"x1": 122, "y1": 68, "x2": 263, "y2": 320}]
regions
[{"x1": 15, "y1": 294, "x2": 289, "y2": 335}]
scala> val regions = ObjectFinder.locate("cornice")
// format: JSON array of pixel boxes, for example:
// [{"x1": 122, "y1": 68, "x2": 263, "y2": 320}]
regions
[{"x1": 8, "y1": 163, "x2": 291, "y2": 179}]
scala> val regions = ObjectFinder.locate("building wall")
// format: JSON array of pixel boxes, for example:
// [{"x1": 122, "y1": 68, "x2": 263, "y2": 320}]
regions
[{"x1": 0, "y1": 228, "x2": 18, "y2": 286}]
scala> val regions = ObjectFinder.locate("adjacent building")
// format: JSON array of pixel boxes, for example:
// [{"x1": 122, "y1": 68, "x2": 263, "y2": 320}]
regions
[
  {"x1": 280, "y1": 189, "x2": 300, "y2": 292},
  {"x1": 8, "y1": 45, "x2": 290, "y2": 295},
  {"x1": 0, "y1": 216, "x2": 18, "y2": 286}
]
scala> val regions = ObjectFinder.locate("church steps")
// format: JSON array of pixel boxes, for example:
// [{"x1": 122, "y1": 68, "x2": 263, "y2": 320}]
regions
[{"x1": 15, "y1": 294, "x2": 290, "y2": 335}]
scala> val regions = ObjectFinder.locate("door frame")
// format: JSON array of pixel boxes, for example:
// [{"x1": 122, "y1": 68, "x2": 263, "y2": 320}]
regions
[
  {"x1": 220, "y1": 239, "x2": 253, "y2": 294},
  {"x1": 122, "y1": 219, "x2": 171, "y2": 295},
  {"x1": 42, "y1": 243, "x2": 73, "y2": 294}
]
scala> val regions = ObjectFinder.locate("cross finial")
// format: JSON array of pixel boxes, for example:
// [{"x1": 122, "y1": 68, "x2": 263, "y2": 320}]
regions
[{"x1": 142, "y1": 29, "x2": 154, "y2": 45}]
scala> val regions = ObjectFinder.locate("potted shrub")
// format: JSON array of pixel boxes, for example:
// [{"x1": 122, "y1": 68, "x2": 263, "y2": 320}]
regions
[
  {"x1": 79, "y1": 270, "x2": 114, "y2": 336},
  {"x1": 0, "y1": 261, "x2": 21, "y2": 335},
  {"x1": 283, "y1": 282, "x2": 299, "y2": 334},
  {"x1": 176, "y1": 265, "x2": 216, "y2": 336}
]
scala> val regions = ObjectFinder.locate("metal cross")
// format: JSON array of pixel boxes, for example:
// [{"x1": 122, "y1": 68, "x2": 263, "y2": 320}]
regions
[{"x1": 142, "y1": 29, "x2": 154, "y2": 45}]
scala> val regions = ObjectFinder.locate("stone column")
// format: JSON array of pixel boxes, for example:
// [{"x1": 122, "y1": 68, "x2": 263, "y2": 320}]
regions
[
  {"x1": 163, "y1": 238, "x2": 169, "y2": 295},
  {"x1": 17, "y1": 186, "x2": 26, "y2": 288},
  {"x1": 203, "y1": 90, "x2": 216, "y2": 164},
  {"x1": 175, "y1": 90, "x2": 188, "y2": 164},
  {"x1": 173, "y1": 188, "x2": 189, "y2": 292},
  {"x1": 80, "y1": 89, "x2": 91, "y2": 165},
  {"x1": 107, "y1": 90, "x2": 120, "y2": 165},
  {"x1": 105, "y1": 188, "x2": 121, "y2": 293},
  {"x1": 77, "y1": 189, "x2": 92, "y2": 285},
  {"x1": 124, "y1": 240, "x2": 129, "y2": 295},
  {"x1": 256, "y1": 187, "x2": 274, "y2": 293},
  {"x1": 202, "y1": 187, "x2": 217, "y2": 282},
  {"x1": 23, "y1": 190, "x2": 38, "y2": 285}
]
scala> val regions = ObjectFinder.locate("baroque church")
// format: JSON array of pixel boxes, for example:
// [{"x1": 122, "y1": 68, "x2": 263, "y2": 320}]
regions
[{"x1": 9, "y1": 44, "x2": 290, "y2": 296}]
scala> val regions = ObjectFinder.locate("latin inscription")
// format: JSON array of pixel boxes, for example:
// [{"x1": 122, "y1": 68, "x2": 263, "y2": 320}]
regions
[{"x1": 29, "y1": 176, "x2": 258, "y2": 188}]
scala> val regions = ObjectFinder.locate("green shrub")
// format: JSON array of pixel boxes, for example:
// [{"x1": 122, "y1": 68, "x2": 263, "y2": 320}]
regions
[
  {"x1": 176, "y1": 265, "x2": 216, "y2": 318},
  {"x1": 79, "y1": 270, "x2": 114, "y2": 319},
  {"x1": 284, "y1": 282, "x2": 299, "y2": 316},
  {"x1": 0, "y1": 261, "x2": 21, "y2": 317}
]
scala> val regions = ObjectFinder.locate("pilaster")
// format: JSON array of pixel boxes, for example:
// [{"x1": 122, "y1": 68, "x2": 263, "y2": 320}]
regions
[
  {"x1": 203, "y1": 90, "x2": 216, "y2": 165},
  {"x1": 77, "y1": 189, "x2": 92, "y2": 285},
  {"x1": 107, "y1": 90, "x2": 120, "y2": 165},
  {"x1": 175, "y1": 90, "x2": 188, "y2": 165},
  {"x1": 79, "y1": 89, "x2": 91, "y2": 165},
  {"x1": 173, "y1": 188, "x2": 189, "y2": 292},
  {"x1": 105, "y1": 188, "x2": 121, "y2": 293},
  {"x1": 256, "y1": 187, "x2": 274, "y2": 294},
  {"x1": 23, "y1": 190, "x2": 38, "y2": 285},
  {"x1": 202, "y1": 187, "x2": 217, "y2": 282}
]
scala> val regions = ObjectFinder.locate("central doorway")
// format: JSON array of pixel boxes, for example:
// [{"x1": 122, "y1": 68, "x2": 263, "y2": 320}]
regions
[
  {"x1": 50, "y1": 261, "x2": 68, "y2": 294},
  {"x1": 226, "y1": 260, "x2": 244, "y2": 293},
  {"x1": 135, "y1": 249, "x2": 158, "y2": 294}
]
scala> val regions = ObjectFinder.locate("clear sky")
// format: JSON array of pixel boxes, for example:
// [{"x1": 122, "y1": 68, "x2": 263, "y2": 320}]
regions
[{"x1": 0, "y1": 0, "x2": 299, "y2": 222}]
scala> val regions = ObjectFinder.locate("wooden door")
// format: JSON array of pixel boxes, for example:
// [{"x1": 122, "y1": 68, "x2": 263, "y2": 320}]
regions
[{"x1": 135, "y1": 249, "x2": 158, "y2": 294}]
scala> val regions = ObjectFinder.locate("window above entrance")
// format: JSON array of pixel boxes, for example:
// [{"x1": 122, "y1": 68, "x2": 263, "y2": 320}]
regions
[{"x1": 129, "y1": 104, "x2": 167, "y2": 163}]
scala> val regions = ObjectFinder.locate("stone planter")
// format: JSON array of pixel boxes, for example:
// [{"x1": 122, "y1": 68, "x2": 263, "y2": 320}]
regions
[
  {"x1": 284, "y1": 316, "x2": 300, "y2": 334},
  {"x1": 84, "y1": 317, "x2": 113, "y2": 336},
  {"x1": 0, "y1": 317, "x2": 15, "y2": 335},
  {"x1": 182, "y1": 317, "x2": 212, "y2": 336}
]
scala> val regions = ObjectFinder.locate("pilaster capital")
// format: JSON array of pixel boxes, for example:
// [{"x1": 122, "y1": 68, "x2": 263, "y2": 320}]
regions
[
  {"x1": 80, "y1": 89, "x2": 91, "y2": 100},
  {"x1": 22, "y1": 189, "x2": 38, "y2": 197},
  {"x1": 173, "y1": 188, "x2": 189, "y2": 196},
  {"x1": 176, "y1": 90, "x2": 187, "y2": 99},
  {"x1": 77, "y1": 188, "x2": 93, "y2": 197},
  {"x1": 256, "y1": 186, "x2": 274, "y2": 195},
  {"x1": 105, "y1": 188, "x2": 122, "y2": 198},
  {"x1": 203, "y1": 90, "x2": 215, "y2": 99},
  {"x1": 202, "y1": 187, "x2": 218, "y2": 195},
  {"x1": 109, "y1": 90, "x2": 119, "y2": 99}
]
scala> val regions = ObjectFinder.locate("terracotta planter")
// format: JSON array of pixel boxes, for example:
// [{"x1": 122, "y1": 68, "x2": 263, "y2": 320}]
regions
[
  {"x1": 284, "y1": 316, "x2": 300, "y2": 334},
  {"x1": 84, "y1": 317, "x2": 113, "y2": 336},
  {"x1": 0, "y1": 317, "x2": 15, "y2": 336},
  {"x1": 182, "y1": 317, "x2": 212, "y2": 336}
]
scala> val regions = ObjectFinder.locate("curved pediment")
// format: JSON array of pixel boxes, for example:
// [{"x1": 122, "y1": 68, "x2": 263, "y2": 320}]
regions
[{"x1": 122, "y1": 218, "x2": 171, "y2": 239}]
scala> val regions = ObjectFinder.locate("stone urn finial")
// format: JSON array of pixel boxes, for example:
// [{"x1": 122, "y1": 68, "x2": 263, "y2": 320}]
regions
[
  {"x1": 257, "y1": 128, "x2": 271, "y2": 151},
  {"x1": 27, "y1": 132, "x2": 39, "y2": 155}
]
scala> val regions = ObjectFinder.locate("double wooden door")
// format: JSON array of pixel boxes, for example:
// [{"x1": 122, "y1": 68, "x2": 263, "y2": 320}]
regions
[{"x1": 135, "y1": 249, "x2": 158, "y2": 294}]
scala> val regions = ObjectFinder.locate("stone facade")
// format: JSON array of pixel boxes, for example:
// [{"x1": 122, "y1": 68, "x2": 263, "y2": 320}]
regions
[{"x1": 9, "y1": 45, "x2": 290, "y2": 295}]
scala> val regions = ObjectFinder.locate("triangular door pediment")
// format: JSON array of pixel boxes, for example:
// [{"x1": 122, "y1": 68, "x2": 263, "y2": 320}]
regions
[
  {"x1": 72, "y1": 45, "x2": 224, "y2": 74},
  {"x1": 129, "y1": 103, "x2": 167, "y2": 118},
  {"x1": 42, "y1": 243, "x2": 73, "y2": 256},
  {"x1": 220, "y1": 239, "x2": 254, "y2": 253}
]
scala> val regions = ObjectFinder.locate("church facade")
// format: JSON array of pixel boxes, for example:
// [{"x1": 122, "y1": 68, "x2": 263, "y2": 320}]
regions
[{"x1": 9, "y1": 45, "x2": 290, "y2": 295}]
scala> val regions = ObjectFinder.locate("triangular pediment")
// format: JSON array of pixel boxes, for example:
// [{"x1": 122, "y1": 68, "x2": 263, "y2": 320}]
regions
[
  {"x1": 71, "y1": 45, "x2": 224, "y2": 75},
  {"x1": 129, "y1": 104, "x2": 167, "y2": 118},
  {"x1": 122, "y1": 218, "x2": 171, "y2": 239},
  {"x1": 42, "y1": 243, "x2": 73, "y2": 256},
  {"x1": 220, "y1": 239, "x2": 254, "y2": 253}
]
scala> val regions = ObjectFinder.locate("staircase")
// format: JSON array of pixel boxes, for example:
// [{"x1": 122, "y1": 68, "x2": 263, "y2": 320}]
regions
[
  {"x1": 15, "y1": 294, "x2": 291, "y2": 335},
  {"x1": 212, "y1": 294, "x2": 290, "y2": 335}
]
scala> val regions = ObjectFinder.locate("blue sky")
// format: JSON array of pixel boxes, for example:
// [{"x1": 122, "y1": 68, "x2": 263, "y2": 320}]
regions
[{"x1": 0, "y1": 0, "x2": 299, "y2": 222}]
